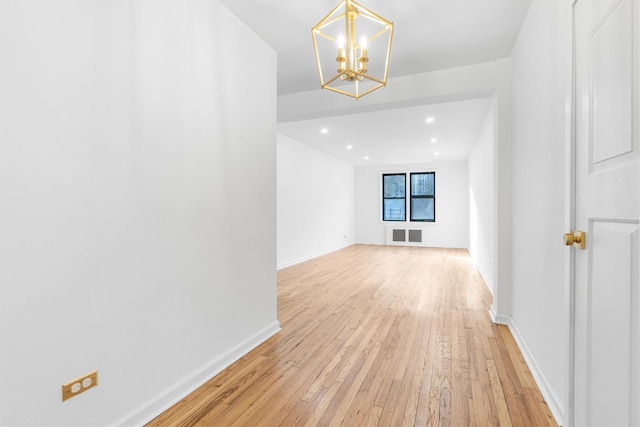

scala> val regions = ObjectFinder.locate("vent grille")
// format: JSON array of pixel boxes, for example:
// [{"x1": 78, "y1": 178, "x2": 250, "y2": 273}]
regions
[
  {"x1": 392, "y1": 229, "x2": 406, "y2": 242},
  {"x1": 387, "y1": 227, "x2": 426, "y2": 246}
]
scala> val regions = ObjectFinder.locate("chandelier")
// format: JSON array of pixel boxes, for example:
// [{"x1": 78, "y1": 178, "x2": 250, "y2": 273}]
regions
[{"x1": 311, "y1": 0, "x2": 394, "y2": 99}]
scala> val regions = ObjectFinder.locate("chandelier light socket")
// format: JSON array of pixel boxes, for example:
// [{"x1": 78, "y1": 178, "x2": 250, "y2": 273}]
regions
[{"x1": 311, "y1": 0, "x2": 393, "y2": 99}]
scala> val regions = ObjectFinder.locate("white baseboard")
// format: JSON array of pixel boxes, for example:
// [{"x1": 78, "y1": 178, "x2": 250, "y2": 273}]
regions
[
  {"x1": 489, "y1": 307, "x2": 510, "y2": 325},
  {"x1": 492, "y1": 315, "x2": 564, "y2": 426},
  {"x1": 110, "y1": 321, "x2": 281, "y2": 427},
  {"x1": 472, "y1": 259, "x2": 494, "y2": 296},
  {"x1": 277, "y1": 243, "x2": 352, "y2": 270}
]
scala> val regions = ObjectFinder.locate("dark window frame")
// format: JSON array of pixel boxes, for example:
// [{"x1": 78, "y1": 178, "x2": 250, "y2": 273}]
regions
[
  {"x1": 382, "y1": 173, "x2": 406, "y2": 222},
  {"x1": 409, "y1": 172, "x2": 436, "y2": 222}
]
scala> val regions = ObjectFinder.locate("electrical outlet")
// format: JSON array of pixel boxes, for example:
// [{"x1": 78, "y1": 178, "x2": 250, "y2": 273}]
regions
[{"x1": 62, "y1": 371, "x2": 98, "y2": 402}]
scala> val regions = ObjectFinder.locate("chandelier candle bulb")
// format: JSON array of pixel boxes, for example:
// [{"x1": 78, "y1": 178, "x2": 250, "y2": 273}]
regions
[
  {"x1": 359, "y1": 37, "x2": 368, "y2": 73},
  {"x1": 337, "y1": 35, "x2": 346, "y2": 71}
]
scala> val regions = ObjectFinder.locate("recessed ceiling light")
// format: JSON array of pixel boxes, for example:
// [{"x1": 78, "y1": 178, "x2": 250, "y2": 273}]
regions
[
  {"x1": 364, "y1": 156, "x2": 370, "y2": 160},
  {"x1": 425, "y1": 117, "x2": 435, "y2": 123},
  {"x1": 434, "y1": 152, "x2": 440, "y2": 156},
  {"x1": 430, "y1": 138, "x2": 438, "y2": 143},
  {"x1": 346, "y1": 145, "x2": 353, "y2": 150},
  {"x1": 321, "y1": 128, "x2": 328, "y2": 134}
]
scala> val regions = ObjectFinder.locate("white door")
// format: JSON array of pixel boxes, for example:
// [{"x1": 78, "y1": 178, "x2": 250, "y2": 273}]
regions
[{"x1": 572, "y1": 0, "x2": 640, "y2": 425}]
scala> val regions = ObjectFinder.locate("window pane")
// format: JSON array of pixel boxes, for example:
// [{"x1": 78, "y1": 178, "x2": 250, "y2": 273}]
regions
[
  {"x1": 384, "y1": 199, "x2": 405, "y2": 221},
  {"x1": 411, "y1": 197, "x2": 434, "y2": 221},
  {"x1": 411, "y1": 173, "x2": 434, "y2": 196},
  {"x1": 383, "y1": 175, "x2": 405, "y2": 198}
]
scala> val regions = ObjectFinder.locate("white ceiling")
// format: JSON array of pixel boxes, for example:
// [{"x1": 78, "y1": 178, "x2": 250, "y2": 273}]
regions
[
  {"x1": 278, "y1": 98, "x2": 493, "y2": 166},
  {"x1": 220, "y1": 0, "x2": 531, "y2": 166}
]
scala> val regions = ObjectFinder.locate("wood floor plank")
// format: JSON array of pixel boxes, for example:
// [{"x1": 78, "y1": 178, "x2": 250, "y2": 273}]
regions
[
  {"x1": 323, "y1": 347, "x2": 380, "y2": 426},
  {"x1": 387, "y1": 330, "x2": 423, "y2": 426},
  {"x1": 344, "y1": 327, "x2": 398, "y2": 425},
  {"x1": 400, "y1": 347, "x2": 427, "y2": 427},
  {"x1": 146, "y1": 245, "x2": 558, "y2": 427},
  {"x1": 487, "y1": 326, "x2": 530, "y2": 427},
  {"x1": 486, "y1": 358, "x2": 514, "y2": 427}
]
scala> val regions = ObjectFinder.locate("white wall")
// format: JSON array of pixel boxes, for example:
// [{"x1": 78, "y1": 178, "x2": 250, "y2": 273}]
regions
[
  {"x1": 492, "y1": 58, "x2": 514, "y2": 321},
  {"x1": 509, "y1": 0, "x2": 569, "y2": 421},
  {"x1": 355, "y1": 161, "x2": 469, "y2": 248},
  {"x1": 0, "y1": 1, "x2": 278, "y2": 425},
  {"x1": 277, "y1": 133, "x2": 354, "y2": 269},
  {"x1": 468, "y1": 97, "x2": 497, "y2": 292}
]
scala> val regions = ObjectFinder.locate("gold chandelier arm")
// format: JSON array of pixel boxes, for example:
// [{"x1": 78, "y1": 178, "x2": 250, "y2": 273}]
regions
[
  {"x1": 350, "y1": 0, "x2": 391, "y2": 25},
  {"x1": 322, "y1": 80, "x2": 385, "y2": 99},
  {"x1": 323, "y1": 85, "x2": 362, "y2": 99},
  {"x1": 357, "y1": 83, "x2": 384, "y2": 98},
  {"x1": 314, "y1": 14, "x2": 347, "y2": 32},
  {"x1": 311, "y1": 29, "x2": 325, "y2": 85},
  {"x1": 314, "y1": 30, "x2": 338, "y2": 43},
  {"x1": 323, "y1": 72, "x2": 346, "y2": 87},
  {"x1": 367, "y1": 26, "x2": 392, "y2": 43},
  {"x1": 358, "y1": 73, "x2": 385, "y2": 85},
  {"x1": 357, "y1": 11, "x2": 390, "y2": 27},
  {"x1": 313, "y1": 1, "x2": 346, "y2": 31},
  {"x1": 382, "y1": 24, "x2": 394, "y2": 83}
]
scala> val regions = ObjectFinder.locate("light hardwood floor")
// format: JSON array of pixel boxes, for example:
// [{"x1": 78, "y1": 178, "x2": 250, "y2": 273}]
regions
[{"x1": 148, "y1": 245, "x2": 557, "y2": 426}]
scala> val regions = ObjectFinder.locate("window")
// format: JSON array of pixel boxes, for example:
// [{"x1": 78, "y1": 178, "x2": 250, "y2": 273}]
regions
[
  {"x1": 382, "y1": 172, "x2": 436, "y2": 222},
  {"x1": 382, "y1": 174, "x2": 406, "y2": 221},
  {"x1": 410, "y1": 172, "x2": 435, "y2": 222}
]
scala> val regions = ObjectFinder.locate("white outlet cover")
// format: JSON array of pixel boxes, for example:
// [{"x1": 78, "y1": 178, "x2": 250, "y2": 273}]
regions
[
  {"x1": 82, "y1": 377, "x2": 92, "y2": 388},
  {"x1": 71, "y1": 383, "x2": 81, "y2": 393}
]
